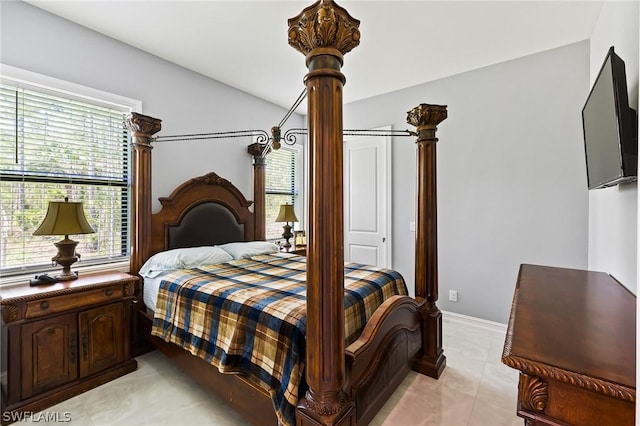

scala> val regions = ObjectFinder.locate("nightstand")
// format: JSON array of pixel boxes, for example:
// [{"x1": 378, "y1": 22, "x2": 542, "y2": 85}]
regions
[
  {"x1": 0, "y1": 271, "x2": 138, "y2": 422},
  {"x1": 285, "y1": 246, "x2": 307, "y2": 256}
]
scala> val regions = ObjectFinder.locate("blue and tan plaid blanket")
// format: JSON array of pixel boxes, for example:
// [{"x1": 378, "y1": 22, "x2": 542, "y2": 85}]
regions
[{"x1": 151, "y1": 253, "x2": 407, "y2": 426}]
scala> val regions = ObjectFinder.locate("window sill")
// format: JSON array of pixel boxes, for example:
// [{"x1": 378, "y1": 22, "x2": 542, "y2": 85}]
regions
[{"x1": 0, "y1": 261, "x2": 131, "y2": 289}]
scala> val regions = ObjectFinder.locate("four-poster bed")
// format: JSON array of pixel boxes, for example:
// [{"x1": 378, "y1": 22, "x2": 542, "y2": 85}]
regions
[{"x1": 126, "y1": 1, "x2": 447, "y2": 425}]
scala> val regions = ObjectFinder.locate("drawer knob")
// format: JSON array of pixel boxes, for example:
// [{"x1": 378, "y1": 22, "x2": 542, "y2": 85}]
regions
[
  {"x1": 105, "y1": 289, "x2": 113, "y2": 296},
  {"x1": 40, "y1": 301, "x2": 49, "y2": 310}
]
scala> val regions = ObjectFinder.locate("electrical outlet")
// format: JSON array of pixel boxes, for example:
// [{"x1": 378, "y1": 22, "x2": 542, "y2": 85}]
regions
[{"x1": 449, "y1": 290, "x2": 458, "y2": 302}]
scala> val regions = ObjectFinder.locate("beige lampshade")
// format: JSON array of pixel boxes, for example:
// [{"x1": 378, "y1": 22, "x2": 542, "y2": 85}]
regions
[
  {"x1": 275, "y1": 204, "x2": 299, "y2": 223},
  {"x1": 33, "y1": 198, "x2": 95, "y2": 236}
]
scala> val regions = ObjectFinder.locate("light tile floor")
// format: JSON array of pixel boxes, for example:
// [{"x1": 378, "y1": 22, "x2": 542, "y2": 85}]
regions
[{"x1": 29, "y1": 318, "x2": 521, "y2": 426}]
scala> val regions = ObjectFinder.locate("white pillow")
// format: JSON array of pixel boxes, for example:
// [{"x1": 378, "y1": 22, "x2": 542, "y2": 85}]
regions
[
  {"x1": 218, "y1": 241, "x2": 279, "y2": 260},
  {"x1": 139, "y1": 246, "x2": 233, "y2": 278}
]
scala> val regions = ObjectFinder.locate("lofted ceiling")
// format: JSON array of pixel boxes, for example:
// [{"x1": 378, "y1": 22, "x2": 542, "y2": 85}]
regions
[{"x1": 24, "y1": 1, "x2": 603, "y2": 114}]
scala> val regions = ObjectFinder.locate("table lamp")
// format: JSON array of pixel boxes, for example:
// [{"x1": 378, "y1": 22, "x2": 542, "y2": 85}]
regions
[
  {"x1": 275, "y1": 204, "x2": 298, "y2": 251},
  {"x1": 33, "y1": 197, "x2": 95, "y2": 282}
]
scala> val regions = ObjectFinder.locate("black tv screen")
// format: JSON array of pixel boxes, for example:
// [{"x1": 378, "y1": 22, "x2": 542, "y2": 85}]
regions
[{"x1": 582, "y1": 46, "x2": 637, "y2": 189}]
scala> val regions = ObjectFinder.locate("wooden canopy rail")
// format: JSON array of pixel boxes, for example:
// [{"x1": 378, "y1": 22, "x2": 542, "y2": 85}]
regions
[{"x1": 125, "y1": 1, "x2": 447, "y2": 425}]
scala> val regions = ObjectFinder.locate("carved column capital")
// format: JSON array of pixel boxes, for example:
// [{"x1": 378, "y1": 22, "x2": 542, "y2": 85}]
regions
[
  {"x1": 288, "y1": 0, "x2": 360, "y2": 63},
  {"x1": 407, "y1": 104, "x2": 448, "y2": 142},
  {"x1": 125, "y1": 112, "x2": 162, "y2": 141},
  {"x1": 247, "y1": 143, "x2": 268, "y2": 165}
]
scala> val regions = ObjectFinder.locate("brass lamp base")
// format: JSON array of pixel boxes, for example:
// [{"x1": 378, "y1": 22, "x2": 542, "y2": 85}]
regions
[
  {"x1": 281, "y1": 223, "x2": 293, "y2": 251},
  {"x1": 53, "y1": 238, "x2": 80, "y2": 281}
]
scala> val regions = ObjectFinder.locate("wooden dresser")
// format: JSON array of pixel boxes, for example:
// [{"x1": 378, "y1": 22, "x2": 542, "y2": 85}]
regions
[
  {"x1": 1, "y1": 272, "x2": 138, "y2": 423},
  {"x1": 502, "y1": 264, "x2": 636, "y2": 425}
]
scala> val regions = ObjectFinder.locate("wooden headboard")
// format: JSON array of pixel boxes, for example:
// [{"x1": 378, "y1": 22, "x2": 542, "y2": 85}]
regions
[{"x1": 148, "y1": 172, "x2": 255, "y2": 257}]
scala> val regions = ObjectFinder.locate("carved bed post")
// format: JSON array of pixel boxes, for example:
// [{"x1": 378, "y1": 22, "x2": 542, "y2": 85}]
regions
[
  {"x1": 407, "y1": 104, "x2": 447, "y2": 379},
  {"x1": 125, "y1": 113, "x2": 162, "y2": 275},
  {"x1": 247, "y1": 143, "x2": 267, "y2": 240},
  {"x1": 288, "y1": 1, "x2": 360, "y2": 425}
]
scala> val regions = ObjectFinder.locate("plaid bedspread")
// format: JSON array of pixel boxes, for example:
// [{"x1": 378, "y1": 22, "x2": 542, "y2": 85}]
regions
[{"x1": 151, "y1": 253, "x2": 407, "y2": 426}]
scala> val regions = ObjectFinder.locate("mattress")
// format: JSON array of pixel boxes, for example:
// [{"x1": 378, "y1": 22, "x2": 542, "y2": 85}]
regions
[{"x1": 142, "y1": 275, "x2": 163, "y2": 313}]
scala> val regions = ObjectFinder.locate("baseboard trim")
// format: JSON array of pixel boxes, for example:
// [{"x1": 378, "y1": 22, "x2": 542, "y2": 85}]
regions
[{"x1": 442, "y1": 310, "x2": 507, "y2": 333}]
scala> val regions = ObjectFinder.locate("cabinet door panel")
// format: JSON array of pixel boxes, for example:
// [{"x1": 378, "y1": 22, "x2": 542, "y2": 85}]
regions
[
  {"x1": 21, "y1": 313, "x2": 78, "y2": 399},
  {"x1": 79, "y1": 303, "x2": 124, "y2": 377}
]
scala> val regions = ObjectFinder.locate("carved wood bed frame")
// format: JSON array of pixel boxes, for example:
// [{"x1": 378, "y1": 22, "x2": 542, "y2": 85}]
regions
[{"x1": 125, "y1": 2, "x2": 447, "y2": 425}]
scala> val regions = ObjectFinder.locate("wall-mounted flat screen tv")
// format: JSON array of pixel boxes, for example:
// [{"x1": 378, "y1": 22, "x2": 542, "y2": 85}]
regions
[{"x1": 582, "y1": 46, "x2": 638, "y2": 190}]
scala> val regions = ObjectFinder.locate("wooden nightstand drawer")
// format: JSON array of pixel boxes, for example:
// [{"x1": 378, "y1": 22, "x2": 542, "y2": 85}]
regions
[{"x1": 25, "y1": 285, "x2": 123, "y2": 319}]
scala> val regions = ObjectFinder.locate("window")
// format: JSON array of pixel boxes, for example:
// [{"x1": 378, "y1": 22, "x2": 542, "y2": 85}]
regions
[
  {"x1": 0, "y1": 68, "x2": 139, "y2": 279},
  {"x1": 265, "y1": 145, "x2": 303, "y2": 241}
]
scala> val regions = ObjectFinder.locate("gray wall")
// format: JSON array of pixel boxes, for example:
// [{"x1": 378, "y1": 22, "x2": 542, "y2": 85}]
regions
[
  {"x1": 0, "y1": 1, "x2": 304, "y2": 212},
  {"x1": 4, "y1": 1, "x2": 597, "y2": 324},
  {"x1": 344, "y1": 42, "x2": 590, "y2": 323},
  {"x1": 587, "y1": 1, "x2": 638, "y2": 293}
]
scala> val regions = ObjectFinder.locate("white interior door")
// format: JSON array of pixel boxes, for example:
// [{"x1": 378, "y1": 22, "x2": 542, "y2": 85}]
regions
[{"x1": 344, "y1": 128, "x2": 391, "y2": 268}]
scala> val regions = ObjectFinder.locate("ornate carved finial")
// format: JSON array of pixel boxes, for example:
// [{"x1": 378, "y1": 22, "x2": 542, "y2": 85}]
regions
[
  {"x1": 191, "y1": 172, "x2": 231, "y2": 187},
  {"x1": 406, "y1": 104, "x2": 448, "y2": 131},
  {"x1": 288, "y1": 0, "x2": 360, "y2": 58},
  {"x1": 125, "y1": 112, "x2": 162, "y2": 137}
]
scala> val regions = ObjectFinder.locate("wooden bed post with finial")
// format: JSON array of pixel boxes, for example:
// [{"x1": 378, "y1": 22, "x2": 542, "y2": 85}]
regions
[
  {"x1": 288, "y1": 1, "x2": 360, "y2": 425},
  {"x1": 125, "y1": 112, "x2": 162, "y2": 275},
  {"x1": 407, "y1": 104, "x2": 447, "y2": 379},
  {"x1": 247, "y1": 143, "x2": 267, "y2": 240}
]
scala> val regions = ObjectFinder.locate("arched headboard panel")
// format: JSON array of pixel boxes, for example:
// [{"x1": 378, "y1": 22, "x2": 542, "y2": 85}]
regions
[
  {"x1": 167, "y1": 202, "x2": 245, "y2": 249},
  {"x1": 148, "y1": 172, "x2": 255, "y2": 259}
]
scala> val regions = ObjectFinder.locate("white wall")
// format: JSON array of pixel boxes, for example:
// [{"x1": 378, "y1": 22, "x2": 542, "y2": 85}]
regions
[
  {"x1": 587, "y1": 1, "x2": 639, "y2": 294},
  {"x1": 344, "y1": 42, "x2": 591, "y2": 324},
  {"x1": 0, "y1": 1, "x2": 304, "y2": 213}
]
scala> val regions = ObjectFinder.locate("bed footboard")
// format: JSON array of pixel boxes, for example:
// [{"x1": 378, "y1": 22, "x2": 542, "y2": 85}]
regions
[{"x1": 345, "y1": 295, "x2": 424, "y2": 426}]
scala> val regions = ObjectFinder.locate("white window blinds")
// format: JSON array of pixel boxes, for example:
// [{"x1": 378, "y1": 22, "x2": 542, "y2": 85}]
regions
[
  {"x1": 0, "y1": 83, "x2": 131, "y2": 276},
  {"x1": 265, "y1": 147, "x2": 299, "y2": 240}
]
